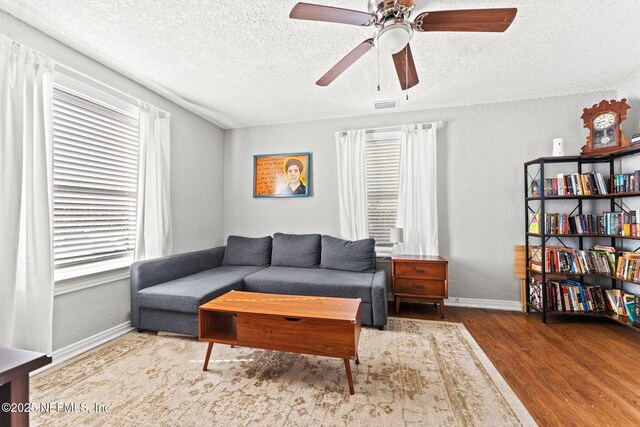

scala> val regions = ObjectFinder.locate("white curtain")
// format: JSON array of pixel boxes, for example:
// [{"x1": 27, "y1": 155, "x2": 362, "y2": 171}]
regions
[
  {"x1": 396, "y1": 123, "x2": 439, "y2": 255},
  {"x1": 335, "y1": 129, "x2": 369, "y2": 240},
  {"x1": 135, "y1": 103, "x2": 172, "y2": 260},
  {"x1": 0, "y1": 35, "x2": 55, "y2": 354}
]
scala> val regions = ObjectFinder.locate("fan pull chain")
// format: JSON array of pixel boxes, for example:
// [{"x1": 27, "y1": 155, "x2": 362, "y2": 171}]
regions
[
  {"x1": 377, "y1": 47, "x2": 380, "y2": 91},
  {"x1": 405, "y1": 46, "x2": 409, "y2": 101}
]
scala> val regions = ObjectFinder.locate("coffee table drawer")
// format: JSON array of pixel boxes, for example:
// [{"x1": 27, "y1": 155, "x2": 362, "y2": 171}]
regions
[{"x1": 236, "y1": 313, "x2": 356, "y2": 358}]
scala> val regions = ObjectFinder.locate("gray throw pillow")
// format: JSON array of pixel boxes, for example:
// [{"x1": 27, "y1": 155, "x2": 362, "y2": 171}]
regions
[
  {"x1": 222, "y1": 235, "x2": 272, "y2": 267},
  {"x1": 320, "y1": 235, "x2": 376, "y2": 273},
  {"x1": 271, "y1": 233, "x2": 321, "y2": 268}
]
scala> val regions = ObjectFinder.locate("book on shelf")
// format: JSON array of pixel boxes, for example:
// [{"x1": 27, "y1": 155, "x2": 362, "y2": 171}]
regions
[
  {"x1": 528, "y1": 213, "x2": 540, "y2": 234},
  {"x1": 529, "y1": 275, "x2": 543, "y2": 310},
  {"x1": 634, "y1": 295, "x2": 640, "y2": 327},
  {"x1": 624, "y1": 295, "x2": 636, "y2": 322}
]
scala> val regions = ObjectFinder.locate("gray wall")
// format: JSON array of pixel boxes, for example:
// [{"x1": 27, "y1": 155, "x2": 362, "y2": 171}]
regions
[
  {"x1": 1, "y1": 10, "x2": 225, "y2": 351},
  {"x1": 224, "y1": 91, "x2": 615, "y2": 302}
]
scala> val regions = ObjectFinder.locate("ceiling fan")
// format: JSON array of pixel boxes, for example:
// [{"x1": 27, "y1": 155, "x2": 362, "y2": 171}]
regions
[{"x1": 289, "y1": 1, "x2": 517, "y2": 90}]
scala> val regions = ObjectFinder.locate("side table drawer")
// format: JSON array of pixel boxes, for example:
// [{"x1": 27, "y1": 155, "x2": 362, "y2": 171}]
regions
[
  {"x1": 394, "y1": 278, "x2": 446, "y2": 297},
  {"x1": 394, "y1": 262, "x2": 446, "y2": 280}
]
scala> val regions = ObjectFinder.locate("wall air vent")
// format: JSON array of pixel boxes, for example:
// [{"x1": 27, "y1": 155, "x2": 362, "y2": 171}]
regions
[{"x1": 374, "y1": 100, "x2": 399, "y2": 110}]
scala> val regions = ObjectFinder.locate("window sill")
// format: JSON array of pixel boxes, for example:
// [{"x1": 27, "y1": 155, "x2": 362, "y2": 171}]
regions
[{"x1": 55, "y1": 266, "x2": 131, "y2": 296}]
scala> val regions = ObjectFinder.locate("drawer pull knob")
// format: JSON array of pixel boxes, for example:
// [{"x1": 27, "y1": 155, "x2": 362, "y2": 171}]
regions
[
  {"x1": 415, "y1": 269, "x2": 426, "y2": 273},
  {"x1": 415, "y1": 285, "x2": 425, "y2": 289},
  {"x1": 284, "y1": 317, "x2": 301, "y2": 322}
]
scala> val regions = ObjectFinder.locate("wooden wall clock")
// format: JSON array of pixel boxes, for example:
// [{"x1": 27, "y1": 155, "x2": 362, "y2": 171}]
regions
[{"x1": 580, "y1": 99, "x2": 631, "y2": 156}]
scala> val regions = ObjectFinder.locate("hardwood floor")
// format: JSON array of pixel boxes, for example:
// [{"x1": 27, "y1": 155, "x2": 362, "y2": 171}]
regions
[{"x1": 390, "y1": 302, "x2": 640, "y2": 427}]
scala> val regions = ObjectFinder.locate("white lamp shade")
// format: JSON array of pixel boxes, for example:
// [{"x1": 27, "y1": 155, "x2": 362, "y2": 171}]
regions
[
  {"x1": 390, "y1": 227, "x2": 404, "y2": 244},
  {"x1": 375, "y1": 21, "x2": 413, "y2": 54}
]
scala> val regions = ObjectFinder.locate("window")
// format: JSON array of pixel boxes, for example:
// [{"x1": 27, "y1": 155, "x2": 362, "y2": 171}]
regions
[
  {"x1": 365, "y1": 128, "x2": 401, "y2": 251},
  {"x1": 52, "y1": 71, "x2": 140, "y2": 281}
]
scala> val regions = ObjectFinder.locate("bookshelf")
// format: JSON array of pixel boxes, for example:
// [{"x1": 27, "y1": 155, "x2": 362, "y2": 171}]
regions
[{"x1": 524, "y1": 146, "x2": 640, "y2": 328}]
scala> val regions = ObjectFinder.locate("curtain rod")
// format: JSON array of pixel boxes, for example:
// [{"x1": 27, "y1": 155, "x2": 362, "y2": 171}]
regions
[
  {"x1": 338, "y1": 121, "x2": 443, "y2": 136},
  {"x1": 55, "y1": 62, "x2": 141, "y2": 106}
]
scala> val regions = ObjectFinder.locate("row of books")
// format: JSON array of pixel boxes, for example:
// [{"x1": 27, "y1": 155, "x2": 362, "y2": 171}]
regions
[
  {"x1": 529, "y1": 172, "x2": 608, "y2": 197},
  {"x1": 528, "y1": 210, "x2": 640, "y2": 236},
  {"x1": 529, "y1": 276, "x2": 638, "y2": 323},
  {"x1": 529, "y1": 245, "x2": 615, "y2": 275},
  {"x1": 529, "y1": 277, "x2": 607, "y2": 312},
  {"x1": 616, "y1": 252, "x2": 640, "y2": 283},
  {"x1": 605, "y1": 288, "x2": 637, "y2": 321},
  {"x1": 610, "y1": 171, "x2": 640, "y2": 194}
]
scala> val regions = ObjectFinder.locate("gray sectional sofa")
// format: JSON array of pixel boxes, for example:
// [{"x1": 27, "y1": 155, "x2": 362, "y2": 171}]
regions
[{"x1": 130, "y1": 233, "x2": 388, "y2": 335}]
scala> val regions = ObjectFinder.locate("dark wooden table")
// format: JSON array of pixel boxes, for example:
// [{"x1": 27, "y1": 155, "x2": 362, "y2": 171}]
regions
[{"x1": 0, "y1": 347, "x2": 51, "y2": 427}]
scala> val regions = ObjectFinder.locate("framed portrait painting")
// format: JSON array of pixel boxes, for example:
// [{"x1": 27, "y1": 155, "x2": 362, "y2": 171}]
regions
[{"x1": 253, "y1": 152, "x2": 311, "y2": 198}]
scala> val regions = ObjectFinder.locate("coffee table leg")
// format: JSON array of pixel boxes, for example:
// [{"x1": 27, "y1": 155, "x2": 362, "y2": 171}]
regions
[
  {"x1": 344, "y1": 358, "x2": 355, "y2": 395},
  {"x1": 203, "y1": 342, "x2": 214, "y2": 371},
  {"x1": 355, "y1": 353, "x2": 360, "y2": 365}
]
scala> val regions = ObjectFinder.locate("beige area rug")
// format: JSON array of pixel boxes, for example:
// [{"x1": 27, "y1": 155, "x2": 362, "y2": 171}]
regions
[{"x1": 31, "y1": 318, "x2": 536, "y2": 426}]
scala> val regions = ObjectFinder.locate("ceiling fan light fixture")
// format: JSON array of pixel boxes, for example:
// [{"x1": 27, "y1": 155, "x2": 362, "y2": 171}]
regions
[{"x1": 374, "y1": 20, "x2": 413, "y2": 54}]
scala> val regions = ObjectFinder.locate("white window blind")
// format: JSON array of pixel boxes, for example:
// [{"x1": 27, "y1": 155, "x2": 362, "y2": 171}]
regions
[
  {"x1": 52, "y1": 80, "x2": 140, "y2": 280},
  {"x1": 365, "y1": 129, "x2": 401, "y2": 248}
]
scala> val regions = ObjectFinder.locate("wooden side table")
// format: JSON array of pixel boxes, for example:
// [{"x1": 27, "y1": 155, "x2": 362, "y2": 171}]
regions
[
  {"x1": 0, "y1": 347, "x2": 51, "y2": 427},
  {"x1": 392, "y1": 255, "x2": 449, "y2": 318}
]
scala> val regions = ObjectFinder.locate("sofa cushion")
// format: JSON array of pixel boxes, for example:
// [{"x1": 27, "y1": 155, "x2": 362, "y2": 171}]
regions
[
  {"x1": 320, "y1": 235, "x2": 376, "y2": 273},
  {"x1": 222, "y1": 235, "x2": 272, "y2": 267},
  {"x1": 137, "y1": 266, "x2": 264, "y2": 313},
  {"x1": 243, "y1": 266, "x2": 374, "y2": 302},
  {"x1": 271, "y1": 233, "x2": 321, "y2": 268}
]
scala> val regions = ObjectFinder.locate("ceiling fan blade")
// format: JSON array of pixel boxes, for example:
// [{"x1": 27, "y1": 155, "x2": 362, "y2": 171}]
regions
[
  {"x1": 316, "y1": 39, "x2": 374, "y2": 87},
  {"x1": 414, "y1": 8, "x2": 517, "y2": 32},
  {"x1": 392, "y1": 44, "x2": 419, "y2": 90},
  {"x1": 290, "y1": 2, "x2": 374, "y2": 26}
]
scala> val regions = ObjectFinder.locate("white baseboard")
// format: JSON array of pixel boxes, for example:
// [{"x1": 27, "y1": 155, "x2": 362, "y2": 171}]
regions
[
  {"x1": 31, "y1": 322, "x2": 133, "y2": 376},
  {"x1": 445, "y1": 297, "x2": 521, "y2": 311}
]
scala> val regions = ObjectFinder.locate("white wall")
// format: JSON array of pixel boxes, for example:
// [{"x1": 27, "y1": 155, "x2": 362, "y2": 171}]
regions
[
  {"x1": 224, "y1": 91, "x2": 615, "y2": 302},
  {"x1": 618, "y1": 75, "x2": 640, "y2": 137},
  {"x1": 0, "y1": 10, "x2": 225, "y2": 351}
]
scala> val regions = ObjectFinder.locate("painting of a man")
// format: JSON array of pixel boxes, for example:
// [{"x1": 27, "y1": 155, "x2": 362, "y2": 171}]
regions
[
  {"x1": 279, "y1": 158, "x2": 306, "y2": 195},
  {"x1": 253, "y1": 152, "x2": 310, "y2": 198}
]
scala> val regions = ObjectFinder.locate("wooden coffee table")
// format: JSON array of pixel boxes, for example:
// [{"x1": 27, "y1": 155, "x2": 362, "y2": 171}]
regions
[{"x1": 198, "y1": 291, "x2": 361, "y2": 394}]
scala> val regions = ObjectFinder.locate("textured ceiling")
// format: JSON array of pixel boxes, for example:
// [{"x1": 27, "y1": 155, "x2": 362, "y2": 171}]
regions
[{"x1": 1, "y1": 0, "x2": 639, "y2": 129}]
